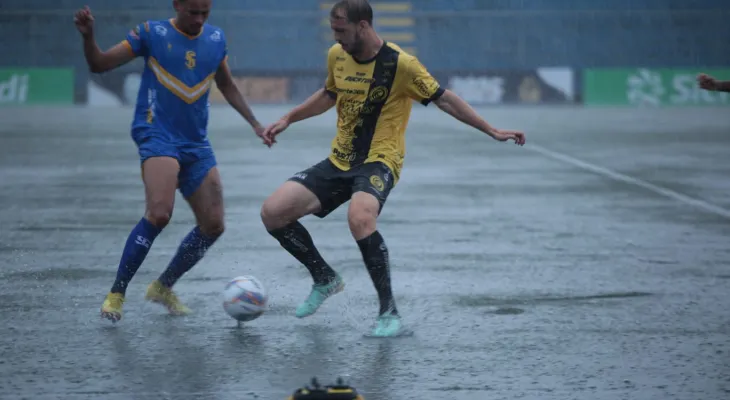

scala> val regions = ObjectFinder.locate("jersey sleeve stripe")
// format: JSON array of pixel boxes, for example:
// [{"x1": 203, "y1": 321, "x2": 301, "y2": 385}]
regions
[
  {"x1": 421, "y1": 86, "x2": 445, "y2": 106},
  {"x1": 120, "y1": 40, "x2": 135, "y2": 56},
  {"x1": 325, "y1": 88, "x2": 337, "y2": 99}
]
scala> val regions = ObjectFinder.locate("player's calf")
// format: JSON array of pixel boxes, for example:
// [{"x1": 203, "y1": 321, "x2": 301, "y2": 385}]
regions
[
  {"x1": 262, "y1": 181, "x2": 338, "y2": 285},
  {"x1": 189, "y1": 166, "x2": 226, "y2": 238},
  {"x1": 262, "y1": 181, "x2": 343, "y2": 317},
  {"x1": 266, "y1": 217, "x2": 344, "y2": 317},
  {"x1": 156, "y1": 167, "x2": 224, "y2": 290},
  {"x1": 349, "y1": 192, "x2": 398, "y2": 317},
  {"x1": 109, "y1": 157, "x2": 178, "y2": 295},
  {"x1": 195, "y1": 203, "x2": 225, "y2": 242},
  {"x1": 102, "y1": 157, "x2": 179, "y2": 322}
]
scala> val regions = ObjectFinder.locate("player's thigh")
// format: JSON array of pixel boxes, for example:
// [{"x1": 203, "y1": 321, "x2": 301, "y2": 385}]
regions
[
  {"x1": 178, "y1": 147, "x2": 223, "y2": 233},
  {"x1": 137, "y1": 135, "x2": 181, "y2": 226},
  {"x1": 350, "y1": 161, "x2": 395, "y2": 216},
  {"x1": 141, "y1": 157, "x2": 180, "y2": 226},
  {"x1": 261, "y1": 159, "x2": 349, "y2": 229},
  {"x1": 260, "y1": 181, "x2": 321, "y2": 230},
  {"x1": 186, "y1": 166, "x2": 225, "y2": 236},
  {"x1": 348, "y1": 162, "x2": 395, "y2": 238},
  {"x1": 177, "y1": 146, "x2": 217, "y2": 199}
]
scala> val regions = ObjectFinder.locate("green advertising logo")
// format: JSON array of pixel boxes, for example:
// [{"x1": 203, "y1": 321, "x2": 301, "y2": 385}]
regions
[
  {"x1": 0, "y1": 68, "x2": 74, "y2": 105},
  {"x1": 584, "y1": 68, "x2": 730, "y2": 107}
]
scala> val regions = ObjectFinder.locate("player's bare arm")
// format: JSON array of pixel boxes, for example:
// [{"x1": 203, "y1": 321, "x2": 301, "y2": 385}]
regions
[
  {"x1": 697, "y1": 73, "x2": 730, "y2": 92},
  {"x1": 282, "y1": 88, "x2": 337, "y2": 125},
  {"x1": 75, "y1": 6, "x2": 135, "y2": 73},
  {"x1": 262, "y1": 88, "x2": 337, "y2": 145},
  {"x1": 213, "y1": 60, "x2": 266, "y2": 143},
  {"x1": 433, "y1": 90, "x2": 526, "y2": 145}
]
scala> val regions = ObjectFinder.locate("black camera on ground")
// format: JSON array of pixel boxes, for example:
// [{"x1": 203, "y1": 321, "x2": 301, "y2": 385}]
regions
[{"x1": 288, "y1": 377, "x2": 364, "y2": 400}]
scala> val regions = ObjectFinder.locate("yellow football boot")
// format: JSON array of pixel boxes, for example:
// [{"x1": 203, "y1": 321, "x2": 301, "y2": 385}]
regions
[
  {"x1": 144, "y1": 280, "x2": 191, "y2": 316},
  {"x1": 100, "y1": 292, "x2": 125, "y2": 323}
]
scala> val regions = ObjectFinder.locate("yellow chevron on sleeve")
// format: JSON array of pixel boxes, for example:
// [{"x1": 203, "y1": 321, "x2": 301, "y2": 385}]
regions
[{"x1": 120, "y1": 40, "x2": 135, "y2": 56}]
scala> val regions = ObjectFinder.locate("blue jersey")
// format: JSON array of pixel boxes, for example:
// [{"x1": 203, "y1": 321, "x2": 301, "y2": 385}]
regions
[{"x1": 122, "y1": 19, "x2": 228, "y2": 144}]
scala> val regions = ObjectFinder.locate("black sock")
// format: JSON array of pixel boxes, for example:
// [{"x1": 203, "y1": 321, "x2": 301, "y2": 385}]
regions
[
  {"x1": 268, "y1": 221, "x2": 337, "y2": 285},
  {"x1": 357, "y1": 230, "x2": 398, "y2": 316}
]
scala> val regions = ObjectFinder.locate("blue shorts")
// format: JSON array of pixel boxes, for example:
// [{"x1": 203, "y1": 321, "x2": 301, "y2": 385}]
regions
[{"x1": 134, "y1": 132, "x2": 217, "y2": 199}]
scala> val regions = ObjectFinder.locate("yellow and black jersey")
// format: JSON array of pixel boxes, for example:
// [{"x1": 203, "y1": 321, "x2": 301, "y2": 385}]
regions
[{"x1": 324, "y1": 42, "x2": 444, "y2": 183}]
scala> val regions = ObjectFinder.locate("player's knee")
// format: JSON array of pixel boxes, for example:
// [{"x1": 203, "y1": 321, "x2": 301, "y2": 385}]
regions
[
  {"x1": 200, "y1": 214, "x2": 225, "y2": 238},
  {"x1": 347, "y1": 206, "x2": 377, "y2": 239},
  {"x1": 261, "y1": 182, "x2": 321, "y2": 231},
  {"x1": 145, "y1": 203, "x2": 173, "y2": 228},
  {"x1": 260, "y1": 189, "x2": 296, "y2": 231},
  {"x1": 260, "y1": 197, "x2": 285, "y2": 231}
]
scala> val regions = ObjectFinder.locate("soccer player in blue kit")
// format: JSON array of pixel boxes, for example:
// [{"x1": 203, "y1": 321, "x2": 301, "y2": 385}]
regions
[{"x1": 74, "y1": 1, "x2": 268, "y2": 322}]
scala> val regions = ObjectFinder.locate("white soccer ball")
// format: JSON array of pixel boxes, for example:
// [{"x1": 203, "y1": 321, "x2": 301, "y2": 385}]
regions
[{"x1": 222, "y1": 275, "x2": 268, "y2": 322}]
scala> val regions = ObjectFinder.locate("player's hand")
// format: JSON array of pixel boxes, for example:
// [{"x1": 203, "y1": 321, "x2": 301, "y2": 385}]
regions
[
  {"x1": 74, "y1": 6, "x2": 95, "y2": 37},
  {"x1": 492, "y1": 129, "x2": 526, "y2": 146},
  {"x1": 262, "y1": 118, "x2": 290, "y2": 147},
  {"x1": 252, "y1": 124, "x2": 270, "y2": 147},
  {"x1": 697, "y1": 73, "x2": 718, "y2": 91}
]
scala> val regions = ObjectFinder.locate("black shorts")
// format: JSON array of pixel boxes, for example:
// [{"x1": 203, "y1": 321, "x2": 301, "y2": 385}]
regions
[{"x1": 288, "y1": 158, "x2": 395, "y2": 218}]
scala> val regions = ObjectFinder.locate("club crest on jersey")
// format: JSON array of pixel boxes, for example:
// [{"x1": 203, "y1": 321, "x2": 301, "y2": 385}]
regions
[
  {"x1": 185, "y1": 51, "x2": 196, "y2": 69},
  {"x1": 155, "y1": 25, "x2": 168, "y2": 36},
  {"x1": 368, "y1": 86, "x2": 389, "y2": 103},
  {"x1": 210, "y1": 30, "x2": 222, "y2": 42}
]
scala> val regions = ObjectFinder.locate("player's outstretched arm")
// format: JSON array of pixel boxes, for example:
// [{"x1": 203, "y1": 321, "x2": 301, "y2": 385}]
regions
[
  {"x1": 261, "y1": 89, "x2": 336, "y2": 145},
  {"x1": 214, "y1": 60, "x2": 266, "y2": 142},
  {"x1": 74, "y1": 7, "x2": 135, "y2": 73},
  {"x1": 433, "y1": 90, "x2": 525, "y2": 145},
  {"x1": 282, "y1": 89, "x2": 337, "y2": 125},
  {"x1": 698, "y1": 73, "x2": 730, "y2": 92}
]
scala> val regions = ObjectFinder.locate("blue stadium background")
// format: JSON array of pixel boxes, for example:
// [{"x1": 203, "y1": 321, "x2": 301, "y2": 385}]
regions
[{"x1": 1, "y1": 0, "x2": 728, "y2": 102}]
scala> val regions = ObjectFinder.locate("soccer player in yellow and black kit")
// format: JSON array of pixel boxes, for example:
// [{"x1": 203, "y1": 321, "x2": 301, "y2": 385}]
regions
[{"x1": 261, "y1": 0, "x2": 525, "y2": 337}]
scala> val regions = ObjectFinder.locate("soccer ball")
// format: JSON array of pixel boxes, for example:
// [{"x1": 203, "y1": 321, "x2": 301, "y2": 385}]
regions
[{"x1": 222, "y1": 275, "x2": 268, "y2": 322}]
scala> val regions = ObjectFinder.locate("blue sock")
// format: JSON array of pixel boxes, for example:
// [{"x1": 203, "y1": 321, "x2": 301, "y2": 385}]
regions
[
  {"x1": 158, "y1": 226, "x2": 219, "y2": 288},
  {"x1": 111, "y1": 218, "x2": 162, "y2": 295}
]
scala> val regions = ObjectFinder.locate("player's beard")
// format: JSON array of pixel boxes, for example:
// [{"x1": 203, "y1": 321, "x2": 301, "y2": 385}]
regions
[{"x1": 345, "y1": 32, "x2": 364, "y2": 57}]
